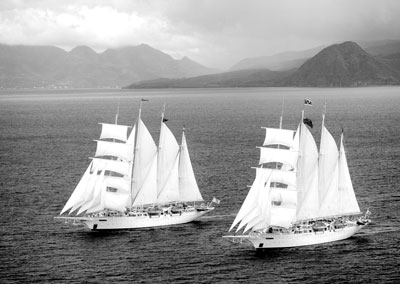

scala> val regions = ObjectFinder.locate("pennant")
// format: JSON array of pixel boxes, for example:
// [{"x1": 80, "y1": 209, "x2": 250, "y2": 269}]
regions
[
  {"x1": 303, "y1": 118, "x2": 313, "y2": 128},
  {"x1": 141, "y1": 98, "x2": 149, "y2": 102},
  {"x1": 304, "y1": 98, "x2": 312, "y2": 106},
  {"x1": 162, "y1": 118, "x2": 169, "y2": 122},
  {"x1": 212, "y1": 197, "x2": 221, "y2": 204}
]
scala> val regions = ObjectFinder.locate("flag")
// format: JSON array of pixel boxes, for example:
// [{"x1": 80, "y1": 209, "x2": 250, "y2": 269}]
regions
[
  {"x1": 304, "y1": 98, "x2": 312, "y2": 106},
  {"x1": 212, "y1": 197, "x2": 220, "y2": 204},
  {"x1": 303, "y1": 118, "x2": 313, "y2": 128},
  {"x1": 162, "y1": 118, "x2": 169, "y2": 122},
  {"x1": 141, "y1": 98, "x2": 149, "y2": 102}
]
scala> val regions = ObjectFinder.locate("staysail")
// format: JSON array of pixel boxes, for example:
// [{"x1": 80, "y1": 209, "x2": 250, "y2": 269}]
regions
[
  {"x1": 178, "y1": 130, "x2": 204, "y2": 202},
  {"x1": 338, "y1": 133, "x2": 361, "y2": 214},
  {"x1": 131, "y1": 118, "x2": 158, "y2": 206},
  {"x1": 60, "y1": 161, "x2": 94, "y2": 214},
  {"x1": 318, "y1": 121, "x2": 340, "y2": 216},
  {"x1": 296, "y1": 121, "x2": 319, "y2": 220},
  {"x1": 157, "y1": 121, "x2": 180, "y2": 203}
]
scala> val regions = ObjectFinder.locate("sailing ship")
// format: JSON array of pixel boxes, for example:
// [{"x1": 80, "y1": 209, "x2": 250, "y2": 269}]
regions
[
  {"x1": 224, "y1": 102, "x2": 370, "y2": 249},
  {"x1": 56, "y1": 102, "x2": 216, "y2": 230}
]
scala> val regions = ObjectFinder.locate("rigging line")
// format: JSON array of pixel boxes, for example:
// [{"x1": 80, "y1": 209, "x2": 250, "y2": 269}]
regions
[
  {"x1": 279, "y1": 97, "x2": 285, "y2": 129},
  {"x1": 115, "y1": 101, "x2": 120, "y2": 125}
]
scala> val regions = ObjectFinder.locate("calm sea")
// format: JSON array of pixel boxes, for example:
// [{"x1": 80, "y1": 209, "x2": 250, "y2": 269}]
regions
[{"x1": 0, "y1": 87, "x2": 399, "y2": 283}]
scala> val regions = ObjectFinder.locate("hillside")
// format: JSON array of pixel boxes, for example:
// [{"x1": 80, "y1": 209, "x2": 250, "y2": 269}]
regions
[
  {"x1": 127, "y1": 41, "x2": 400, "y2": 88},
  {"x1": 126, "y1": 69, "x2": 293, "y2": 88},
  {"x1": 282, "y1": 41, "x2": 400, "y2": 87},
  {"x1": 0, "y1": 44, "x2": 217, "y2": 88},
  {"x1": 230, "y1": 46, "x2": 324, "y2": 71}
]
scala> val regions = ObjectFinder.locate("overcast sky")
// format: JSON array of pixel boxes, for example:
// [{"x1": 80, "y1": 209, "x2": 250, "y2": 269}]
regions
[{"x1": 0, "y1": 0, "x2": 399, "y2": 69}]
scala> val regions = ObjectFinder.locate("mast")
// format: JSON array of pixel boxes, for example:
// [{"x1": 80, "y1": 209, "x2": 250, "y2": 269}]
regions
[
  {"x1": 156, "y1": 103, "x2": 180, "y2": 203},
  {"x1": 130, "y1": 99, "x2": 145, "y2": 206},
  {"x1": 296, "y1": 101, "x2": 319, "y2": 220},
  {"x1": 129, "y1": 98, "x2": 158, "y2": 207},
  {"x1": 115, "y1": 103, "x2": 120, "y2": 125},
  {"x1": 279, "y1": 98, "x2": 284, "y2": 130},
  {"x1": 317, "y1": 101, "x2": 340, "y2": 216}
]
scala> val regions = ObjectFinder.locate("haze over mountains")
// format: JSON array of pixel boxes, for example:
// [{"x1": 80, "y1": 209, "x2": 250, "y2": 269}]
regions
[
  {"x1": 128, "y1": 41, "x2": 400, "y2": 88},
  {"x1": 0, "y1": 43, "x2": 217, "y2": 88},
  {"x1": 0, "y1": 40, "x2": 399, "y2": 89}
]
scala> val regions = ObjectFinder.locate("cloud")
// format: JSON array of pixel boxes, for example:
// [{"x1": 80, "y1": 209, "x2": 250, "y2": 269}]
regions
[
  {"x1": 0, "y1": 5, "x2": 167, "y2": 48},
  {"x1": 0, "y1": 0, "x2": 400, "y2": 68}
]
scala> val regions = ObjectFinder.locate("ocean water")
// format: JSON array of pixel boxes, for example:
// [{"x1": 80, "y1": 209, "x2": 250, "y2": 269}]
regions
[{"x1": 0, "y1": 87, "x2": 399, "y2": 283}]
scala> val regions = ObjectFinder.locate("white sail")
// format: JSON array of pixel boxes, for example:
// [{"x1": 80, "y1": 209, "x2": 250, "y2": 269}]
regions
[
  {"x1": 95, "y1": 140, "x2": 133, "y2": 162},
  {"x1": 263, "y1": 127, "x2": 296, "y2": 148},
  {"x1": 69, "y1": 163, "x2": 102, "y2": 213},
  {"x1": 99, "y1": 123, "x2": 130, "y2": 142},
  {"x1": 131, "y1": 119, "x2": 158, "y2": 206},
  {"x1": 92, "y1": 157, "x2": 131, "y2": 177},
  {"x1": 318, "y1": 124, "x2": 340, "y2": 216},
  {"x1": 259, "y1": 147, "x2": 298, "y2": 169},
  {"x1": 178, "y1": 131, "x2": 204, "y2": 202},
  {"x1": 126, "y1": 124, "x2": 136, "y2": 145},
  {"x1": 229, "y1": 168, "x2": 268, "y2": 231},
  {"x1": 338, "y1": 133, "x2": 361, "y2": 214},
  {"x1": 102, "y1": 190, "x2": 130, "y2": 212},
  {"x1": 242, "y1": 176, "x2": 272, "y2": 233},
  {"x1": 257, "y1": 168, "x2": 297, "y2": 188},
  {"x1": 250, "y1": 190, "x2": 272, "y2": 231},
  {"x1": 132, "y1": 155, "x2": 158, "y2": 206},
  {"x1": 103, "y1": 176, "x2": 131, "y2": 193},
  {"x1": 157, "y1": 122, "x2": 180, "y2": 203},
  {"x1": 157, "y1": 156, "x2": 179, "y2": 203},
  {"x1": 60, "y1": 161, "x2": 93, "y2": 214},
  {"x1": 81, "y1": 173, "x2": 107, "y2": 214},
  {"x1": 77, "y1": 169, "x2": 106, "y2": 214},
  {"x1": 270, "y1": 187, "x2": 297, "y2": 207},
  {"x1": 85, "y1": 176, "x2": 131, "y2": 213},
  {"x1": 270, "y1": 206, "x2": 297, "y2": 228},
  {"x1": 296, "y1": 122, "x2": 319, "y2": 220}
]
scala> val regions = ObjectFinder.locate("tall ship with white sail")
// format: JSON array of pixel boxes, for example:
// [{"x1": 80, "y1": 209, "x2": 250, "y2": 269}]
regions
[
  {"x1": 224, "y1": 101, "x2": 370, "y2": 249},
  {"x1": 57, "y1": 102, "x2": 217, "y2": 230}
]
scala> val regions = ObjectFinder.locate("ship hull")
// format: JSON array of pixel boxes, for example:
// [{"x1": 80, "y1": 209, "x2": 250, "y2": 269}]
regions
[
  {"x1": 59, "y1": 208, "x2": 213, "y2": 230},
  {"x1": 246, "y1": 224, "x2": 366, "y2": 249}
]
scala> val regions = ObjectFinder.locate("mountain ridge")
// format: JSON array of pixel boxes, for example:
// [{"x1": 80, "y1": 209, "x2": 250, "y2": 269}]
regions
[
  {"x1": 0, "y1": 43, "x2": 217, "y2": 88},
  {"x1": 127, "y1": 41, "x2": 400, "y2": 88},
  {"x1": 281, "y1": 41, "x2": 400, "y2": 87}
]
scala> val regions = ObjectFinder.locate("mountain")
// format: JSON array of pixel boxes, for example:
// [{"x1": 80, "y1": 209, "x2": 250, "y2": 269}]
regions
[
  {"x1": 0, "y1": 43, "x2": 217, "y2": 88},
  {"x1": 230, "y1": 46, "x2": 324, "y2": 71},
  {"x1": 282, "y1": 41, "x2": 400, "y2": 87},
  {"x1": 126, "y1": 69, "x2": 293, "y2": 88},
  {"x1": 361, "y1": 39, "x2": 400, "y2": 57},
  {"x1": 127, "y1": 41, "x2": 400, "y2": 88}
]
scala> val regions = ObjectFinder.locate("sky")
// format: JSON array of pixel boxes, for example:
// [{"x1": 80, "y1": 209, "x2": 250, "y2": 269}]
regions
[{"x1": 0, "y1": 0, "x2": 400, "y2": 69}]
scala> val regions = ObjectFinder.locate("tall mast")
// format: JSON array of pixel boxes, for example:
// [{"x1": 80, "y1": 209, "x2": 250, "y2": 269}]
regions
[
  {"x1": 161, "y1": 103, "x2": 166, "y2": 124},
  {"x1": 279, "y1": 98, "x2": 284, "y2": 129},
  {"x1": 115, "y1": 103, "x2": 120, "y2": 125},
  {"x1": 158, "y1": 103, "x2": 166, "y2": 151}
]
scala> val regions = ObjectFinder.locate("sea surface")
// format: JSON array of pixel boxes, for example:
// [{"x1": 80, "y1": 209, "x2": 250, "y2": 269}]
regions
[{"x1": 0, "y1": 87, "x2": 399, "y2": 283}]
